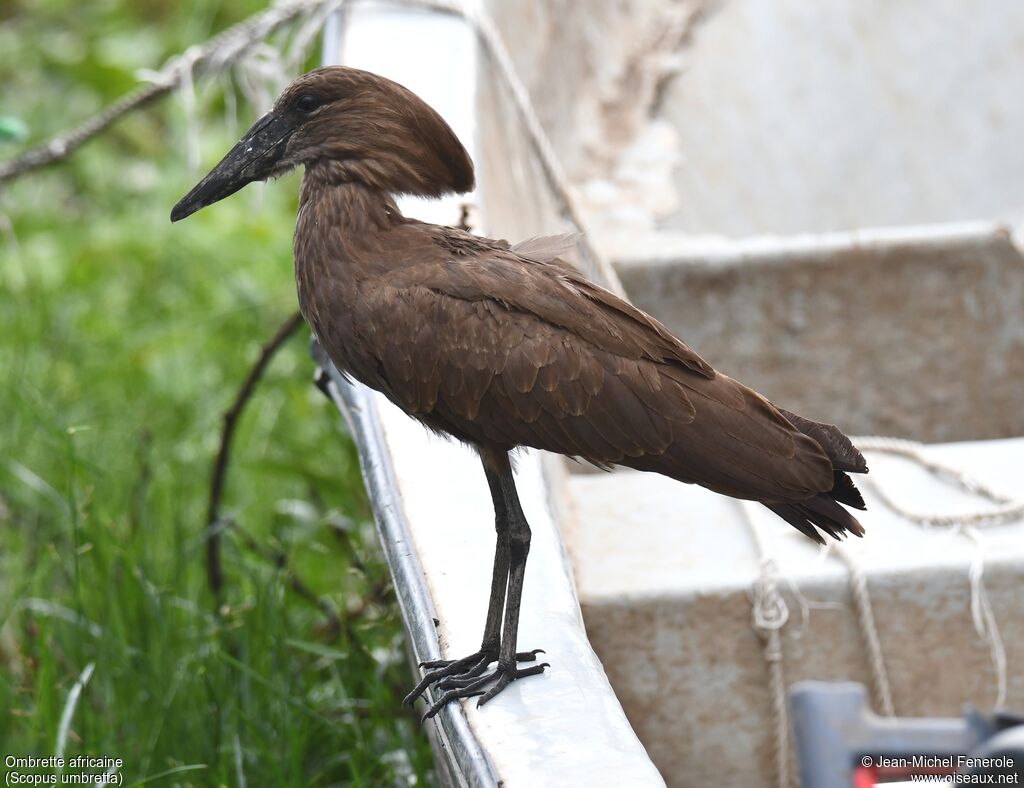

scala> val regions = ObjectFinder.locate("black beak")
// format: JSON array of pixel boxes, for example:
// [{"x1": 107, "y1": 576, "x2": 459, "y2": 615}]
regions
[{"x1": 170, "y1": 111, "x2": 295, "y2": 222}]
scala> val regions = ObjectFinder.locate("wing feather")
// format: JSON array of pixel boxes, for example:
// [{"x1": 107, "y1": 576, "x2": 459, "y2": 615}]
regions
[{"x1": 353, "y1": 236, "x2": 835, "y2": 503}]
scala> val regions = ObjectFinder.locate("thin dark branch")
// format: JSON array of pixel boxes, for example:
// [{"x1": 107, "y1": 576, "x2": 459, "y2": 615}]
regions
[{"x1": 206, "y1": 310, "x2": 305, "y2": 604}]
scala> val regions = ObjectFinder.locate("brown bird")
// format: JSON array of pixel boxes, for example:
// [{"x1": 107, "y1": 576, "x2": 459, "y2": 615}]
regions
[{"x1": 172, "y1": 66, "x2": 868, "y2": 719}]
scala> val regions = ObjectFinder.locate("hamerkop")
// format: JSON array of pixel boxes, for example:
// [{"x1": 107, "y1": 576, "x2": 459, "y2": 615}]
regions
[{"x1": 172, "y1": 66, "x2": 868, "y2": 719}]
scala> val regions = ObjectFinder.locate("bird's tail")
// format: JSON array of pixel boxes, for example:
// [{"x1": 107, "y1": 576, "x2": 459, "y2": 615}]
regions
[
  {"x1": 766, "y1": 493, "x2": 864, "y2": 545},
  {"x1": 767, "y1": 408, "x2": 869, "y2": 544}
]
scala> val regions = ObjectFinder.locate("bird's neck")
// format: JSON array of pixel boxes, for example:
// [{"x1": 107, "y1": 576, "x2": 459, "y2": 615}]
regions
[
  {"x1": 298, "y1": 163, "x2": 403, "y2": 235},
  {"x1": 293, "y1": 166, "x2": 404, "y2": 335}
]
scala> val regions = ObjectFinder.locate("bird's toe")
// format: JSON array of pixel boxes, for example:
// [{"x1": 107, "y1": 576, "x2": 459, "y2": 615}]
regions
[{"x1": 416, "y1": 656, "x2": 550, "y2": 720}]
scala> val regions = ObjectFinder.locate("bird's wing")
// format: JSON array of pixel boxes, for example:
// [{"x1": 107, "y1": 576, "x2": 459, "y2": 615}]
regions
[
  {"x1": 383, "y1": 242, "x2": 715, "y2": 377},
  {"x1": 354, "y1": 247, "x2": 833, "y2": 501},
  {"x1": 356, "y1": 263, "x2": 682, "y2": 461}
]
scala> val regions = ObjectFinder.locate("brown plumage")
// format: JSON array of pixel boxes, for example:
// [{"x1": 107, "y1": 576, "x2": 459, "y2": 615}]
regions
[{"x1": 172, "y1": 66, "x2": 868, "y2": 717}]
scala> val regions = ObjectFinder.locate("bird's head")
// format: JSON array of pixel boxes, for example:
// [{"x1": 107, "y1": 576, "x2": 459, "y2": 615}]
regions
[{"x1": 171, "y1": 66, "x2": 475, "y2": 221}]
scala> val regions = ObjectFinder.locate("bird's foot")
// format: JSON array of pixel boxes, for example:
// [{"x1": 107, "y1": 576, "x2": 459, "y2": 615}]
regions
[
  {"x1": 403, "y1": 647, "x2": 545, "y2": 710},
  {"x1": 420, "y1": 658, "x2": 550, "y2": 720}
]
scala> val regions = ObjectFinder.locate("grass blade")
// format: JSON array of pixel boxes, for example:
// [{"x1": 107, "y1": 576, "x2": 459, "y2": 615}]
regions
[{"x1": 55, "y1": 661, "x2": 95, "y2": 759}]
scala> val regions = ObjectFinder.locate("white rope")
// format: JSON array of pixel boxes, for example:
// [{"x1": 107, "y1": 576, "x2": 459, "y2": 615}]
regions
[
  {"x1": 740, "y1": 501, "x2": 794, "y2": 788},
  {"x1": 286, "y1": 0, "x2": 345, "y2": 73},
  {"x1": 855, "y1": 436, "x2": 1016, "y2": 711},
  {"x1": 965, "y1": 527, "x2": 1008, "y2": 709},
  {"x1": 832, "y1": 543, "x2": 895, "y2": 717},
  {"x1": 854, "y1": 435, "x2": 1024, "y2": 527}
]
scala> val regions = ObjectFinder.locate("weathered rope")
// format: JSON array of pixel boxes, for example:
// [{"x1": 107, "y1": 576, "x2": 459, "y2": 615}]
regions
[
  {"x1": 965, "y1": 526, "x2": 1008, "y2": 709},
  {"x1": 833, "y1": 543, "x2": 895, "y2": 717},
  {"x1": 854, "y1": 436, "x2": 1024, "y2": 527},
  {"x1": 854, "y1": 436, "x2": 1017, "y2": 710},
  {"x1": 735, "y1": 431, "x2": 1023, "y2": 772},
  {"x1": 741, "y1": 500, "x2": 794, "y2": 788},
  {"x1": 313, "y1": 0, "x2": 627, "y2": 294}
]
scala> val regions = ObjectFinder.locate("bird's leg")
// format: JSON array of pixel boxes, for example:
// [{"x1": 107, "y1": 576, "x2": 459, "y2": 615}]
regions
[
  {"x1": 404, "y1": 452, "x2": 544, "y2": 709},
  {"x1": 428, "y1": 464, "x2": 510, "y2": 664},
  {"x1": 419, "y1": 450, "x2": 548, "y2": 719}
]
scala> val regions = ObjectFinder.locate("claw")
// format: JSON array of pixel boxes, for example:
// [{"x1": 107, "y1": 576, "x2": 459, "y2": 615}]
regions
[
  {"x1": 418, "y1": 659, "x2": 550, "y2": 719},
  {"x1": 407, "y1": 646, "x2": 549, "y2": 713},
  {"x1": 404, "y1": 650, "x2": 491, "y2": 706},
  {"x1": 477, "y1": 663, "x2": 549, "y2": 708},
  {"x1": 436, "y1": 658, "x2": 491, "y2": 691},
  {"x1": 422, "y1": 688, "x2": 487, "y2": 721}
]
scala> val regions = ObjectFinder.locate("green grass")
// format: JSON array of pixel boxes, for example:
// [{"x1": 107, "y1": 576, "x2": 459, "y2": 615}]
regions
[{"x1": 0, "y1": 2, "x2": 433, "y2": 784}]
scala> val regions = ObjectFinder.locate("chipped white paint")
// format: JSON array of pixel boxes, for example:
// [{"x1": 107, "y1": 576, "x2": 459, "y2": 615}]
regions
[{"x1": 482, "y1": 0, "x2": 1024, "y2": 245}]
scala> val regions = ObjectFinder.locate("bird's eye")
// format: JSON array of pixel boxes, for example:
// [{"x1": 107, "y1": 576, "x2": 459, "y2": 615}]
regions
[{"x1": 295, "y1": 94, "x2": 319, "y2": 113}]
